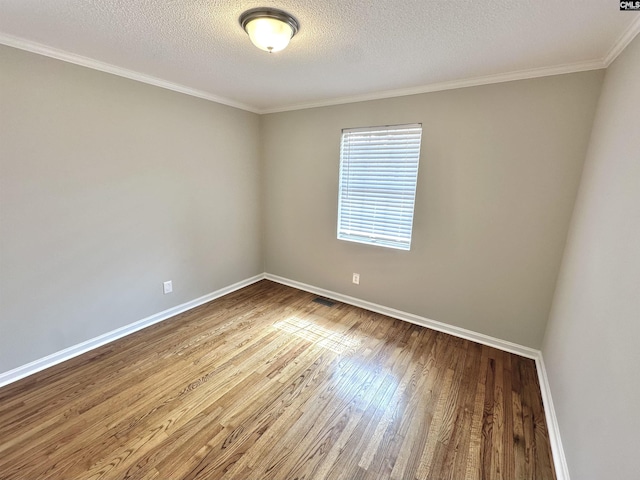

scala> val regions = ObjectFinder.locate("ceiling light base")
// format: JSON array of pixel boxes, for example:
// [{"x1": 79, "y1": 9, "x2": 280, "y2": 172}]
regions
[{"x1": 239, "y1": 8, "x2": 300, "y2": 53}]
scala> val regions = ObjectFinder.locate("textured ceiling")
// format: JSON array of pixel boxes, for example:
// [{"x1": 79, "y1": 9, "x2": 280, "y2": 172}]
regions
[{"x1": 0, "y1": 0, "x2": 638, "y2": 112}]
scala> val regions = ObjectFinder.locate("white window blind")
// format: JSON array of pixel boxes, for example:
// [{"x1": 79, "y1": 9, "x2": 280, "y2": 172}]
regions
[{"x1": 337, "y1": 124, "x2": 422, "y2": 250}]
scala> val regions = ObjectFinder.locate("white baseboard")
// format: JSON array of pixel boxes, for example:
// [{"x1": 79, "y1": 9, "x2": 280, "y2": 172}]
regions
[
  {"x1": 0, "y1": 271, "x2": 568, "y2": 479},
  {"x1": 534, "y1": 354, "x2": 571, "y2": 480},
  {"x1": 0, "y1": 274, "x2": 265, "y2": 389},
  {"x1": 265, "y1": 273, "x2": 539, "y2": 359},
  {"x1": 264, "y1": 273, "x2": 569, "y2": 480}
]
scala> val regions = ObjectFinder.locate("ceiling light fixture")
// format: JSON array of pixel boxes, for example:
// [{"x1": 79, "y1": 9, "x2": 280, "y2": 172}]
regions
[{"x1": 239, "y1": 8, "x2": 300, "y2": 53}]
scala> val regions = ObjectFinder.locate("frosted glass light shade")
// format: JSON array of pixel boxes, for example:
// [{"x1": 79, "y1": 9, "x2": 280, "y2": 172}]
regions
[
  {"x1": 240, "y1": 8, "x2": 300, "y2": 53},
  {"x1": 245, "y1": 17, "x2": 293, "y2": 52}
]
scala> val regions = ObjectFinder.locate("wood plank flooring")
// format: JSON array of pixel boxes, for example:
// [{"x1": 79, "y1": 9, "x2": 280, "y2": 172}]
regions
[{"x1": 0, "y1": 280, "x2": 556, "y2": 479}]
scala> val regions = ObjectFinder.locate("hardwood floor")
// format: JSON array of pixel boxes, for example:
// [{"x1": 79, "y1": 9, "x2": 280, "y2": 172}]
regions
[{"x1": 0, "y1": 280, "x2": 556, "y2": 479}]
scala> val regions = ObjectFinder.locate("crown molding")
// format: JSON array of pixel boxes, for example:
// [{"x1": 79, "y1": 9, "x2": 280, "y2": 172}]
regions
[
  {"x1": 603, "y1": 15, "x2": 640, "y2": 66},
  {"x1": 259, "y1": 59, "x2": 605, "y2": 114},
  {"x1": 0, "y1": 33, "x2": 260, "y2": 114},
  {"x1": 4, "y1": 24, "x2": 636, "y2": 115}
]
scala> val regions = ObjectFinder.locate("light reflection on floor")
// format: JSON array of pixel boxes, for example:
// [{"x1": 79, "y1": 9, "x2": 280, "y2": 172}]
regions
[{"x1": 273, "y1": 317, "x2": 361, "y2": 354}]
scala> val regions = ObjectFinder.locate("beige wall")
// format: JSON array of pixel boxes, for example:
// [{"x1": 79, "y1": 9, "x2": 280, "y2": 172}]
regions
[
  {"x1": 262, "y1": 71, "x2": 604, "y2": 348},
  {"x1": 0, "y1": 45, "x2": 262, "y2": 372},
  {"x1": 542, "y1": 35, "x2": 640, "y2": 478}
]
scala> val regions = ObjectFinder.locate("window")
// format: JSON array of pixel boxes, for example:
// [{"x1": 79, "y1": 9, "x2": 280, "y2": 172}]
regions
[{"x1": 337, "y1": 124, "x2": 422, "y2": 250}]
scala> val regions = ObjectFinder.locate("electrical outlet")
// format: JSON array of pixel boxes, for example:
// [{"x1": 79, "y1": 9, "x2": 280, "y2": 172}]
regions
[
  {"x1": 352, "y1": 273, "x2": 360, "y2": 285},
  {"x1": 163, "y1": 280, "x2": 173, "y2": 294}
]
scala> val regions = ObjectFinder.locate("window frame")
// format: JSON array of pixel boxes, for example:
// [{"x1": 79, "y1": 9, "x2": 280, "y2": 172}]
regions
[{"x1": 337, "y1": 123, "x2": 422, "y2": 251}]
